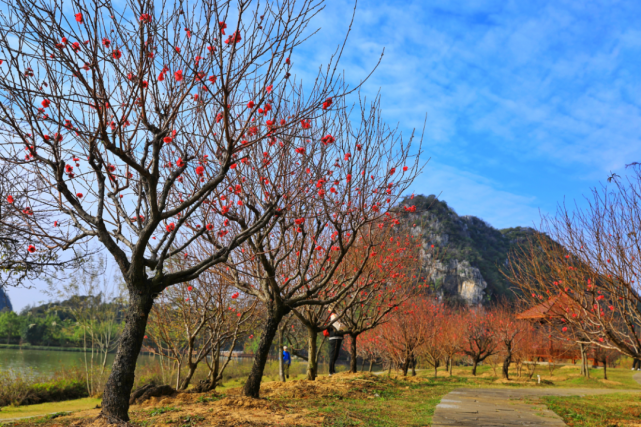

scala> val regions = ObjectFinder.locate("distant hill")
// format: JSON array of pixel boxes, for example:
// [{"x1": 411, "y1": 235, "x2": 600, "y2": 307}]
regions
[
  {"x1": 0, "y1": 287, "x2": 13, "y2": 312},
  {"x1": 400, "y1": 194, "x2": 539, "y2": 305}
]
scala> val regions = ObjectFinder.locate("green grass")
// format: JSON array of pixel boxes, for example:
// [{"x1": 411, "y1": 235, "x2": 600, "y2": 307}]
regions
[
  {"x1": 311, "y1": 375, "x2": 461, "y2": 426},
  {"x1": 543, "y1": 393, "x2": 641, "y2": 427},
  {"x1": 0, "y1": 398, "x2": 100, "y2": 422},
  {"x1": 146, "y1": 406, "x2": 179, "y2": 417}
]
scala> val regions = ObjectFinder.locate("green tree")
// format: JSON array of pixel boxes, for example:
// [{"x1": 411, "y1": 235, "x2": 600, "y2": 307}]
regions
[{"x1": 0, "y1": 310, "x2": 21, "y2": 344}]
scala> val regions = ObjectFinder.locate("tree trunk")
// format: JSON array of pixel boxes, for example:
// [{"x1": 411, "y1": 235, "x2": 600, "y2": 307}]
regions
[
  {"x1": 471, "y1": 357, "x2": 479, "y2": 376},
  {"x1": 502, "y1": 353, "x2": 511, "y2": 380},
  {"x1": 387, "y1": 358, "x2": 392, "y2": 377},
  {"x1": 306, "y1": 328, "x2": 318, "y2": 381},
  {"x1": 349, "y1": 333, "x2": 358, "y2": 373},
  {"x1": 579, "y1": 343, "x2": 589, "y2": 378},
  {"x1": 402, "y1": 353, "x2": 410, "y2": 376},
  {"x1": 449, "y1": 355, "x2": 453, "y2": 376},
  {"x1": 179, "y1": 362, "x2": 197, "y2": 390},
  {"x1": 412, "y1": 356, "x2": 417, "y2": 377},
  {"x1": 502, "y1": 343, "x2": 512, "y2": 380},
  {"x1": 278, "y1": 327, "x2": 285, "y2": 382},
  {"x1": 243, "y1": 309, "x2": 284, "y2": 398},
  {"x1": 602, "y1": 358, "x2": 607, "y2": 380},
  {"x1": 100, "y1": 289, "x2": 154, "y2": 423},
  {"x1": 369, "y1": 358, "x2": 374, "y2": 372}
]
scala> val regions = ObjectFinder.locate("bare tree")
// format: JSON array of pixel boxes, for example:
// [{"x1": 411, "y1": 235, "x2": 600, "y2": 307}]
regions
[
  {"x1": 507, "y1": 166, "x2": 641, "y2": 362},
  {"x1": 460, "y1": 309, "x2": 498, "y2": 376},
  {"x1": 0, "y1": 0, "x2": 390, "y2": 421}
]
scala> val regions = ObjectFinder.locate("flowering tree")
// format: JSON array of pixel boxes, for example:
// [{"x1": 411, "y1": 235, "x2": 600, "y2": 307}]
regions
[
  {"x1": 416, "y1": 301, "x2": 447, "y2": 377},
  {"x1": 378, "y1": 298, "x2": 432, "y2": 376},
  {"x1": 337, "y1": 222, "x2": 424, "y2": 373},
  {"x1": 440, "y1": 310, "x2": 464, "y2": 376},
  {"x1": 506, "y1": 167, "x2": 641, "y2": 362},
  {"x1": 491, "y1": 302, "x2": 528, "y2": 380},
  {"x1": 355, "y1": 328, "x2": 385, "y2": 372},
  {"x1": 0, "y1": 163, "x2": 84, "y2": 287},
  {"x1": 225, "y1": 95, "x2": 421, "y2": 395},
  {"x1": 0, "y1": 0, "x2": 378, "y2": 421},
  {"x1": 460, "y1": 309, "x2": 498, "y2": 376}
]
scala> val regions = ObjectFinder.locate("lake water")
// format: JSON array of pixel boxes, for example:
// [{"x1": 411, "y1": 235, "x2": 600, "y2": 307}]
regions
[
  {"x1": 0, "y1": 348, "x2": 351, "y2": 380},
  {"x1": 0, "y1": 348, "x2": 159, "y2": 379}
]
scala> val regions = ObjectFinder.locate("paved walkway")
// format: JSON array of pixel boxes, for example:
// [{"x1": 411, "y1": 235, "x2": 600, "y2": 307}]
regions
[{"x1": 432, "y1": 387, "x2": 640, "y2": 426}]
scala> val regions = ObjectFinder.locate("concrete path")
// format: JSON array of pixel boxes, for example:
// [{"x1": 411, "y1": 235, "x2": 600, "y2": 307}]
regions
[{"x1": 431, "y1": 387, "x2": 640, "y2": 427}]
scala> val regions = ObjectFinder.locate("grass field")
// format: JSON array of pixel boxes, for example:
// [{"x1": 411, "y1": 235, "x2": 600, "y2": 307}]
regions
[
  {"x1": 543, "y1": 393, "x2": 641, "y2": 427},
  {"x1": 0, "y1": 364, "x2": 638, "y2": 426},
  {"x1": 0, "y1": 398, "x2": 101, "y2": 422}
]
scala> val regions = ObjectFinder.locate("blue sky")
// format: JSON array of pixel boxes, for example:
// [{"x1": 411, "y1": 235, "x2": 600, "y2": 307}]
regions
[
  {"x1": 295, "y1": 0, "x2": 641, "y2": 228},
  {"x1": 7, "y1": 0, "x2": 641, "y2": 311}
]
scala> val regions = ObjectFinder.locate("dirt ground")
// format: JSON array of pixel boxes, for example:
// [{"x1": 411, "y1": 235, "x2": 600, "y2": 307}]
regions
[{"x1": 44, "y1": 372, "x2": 397, "y2": 427}]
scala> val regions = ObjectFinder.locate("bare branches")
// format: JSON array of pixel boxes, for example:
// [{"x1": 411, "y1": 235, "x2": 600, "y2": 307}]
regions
[{"x1": 507, "y1": 165, "x2": 641, "y2": 358}]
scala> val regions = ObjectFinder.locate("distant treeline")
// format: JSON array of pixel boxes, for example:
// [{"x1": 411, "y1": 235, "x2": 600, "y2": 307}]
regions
[{"x1": 0, "y1": 296, "x2": 124, "y2": 348}]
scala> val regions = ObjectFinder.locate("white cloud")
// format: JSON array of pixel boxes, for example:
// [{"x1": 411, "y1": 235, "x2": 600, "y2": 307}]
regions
[{"x1": 409, "y1": 162, "x2": 541, "y2": 229}]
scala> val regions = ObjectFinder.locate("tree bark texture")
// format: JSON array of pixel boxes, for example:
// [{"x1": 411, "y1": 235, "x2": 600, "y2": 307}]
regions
[
  {"x1": 579, "y1": 343, "x2": 589, "y2": 378},
  {"x1": 243, "y1": 310, "x2": 283, "y2": 398},
  {"x1": 349, "y1": 333, "x2": 358, "y2": 373},
  {"x1": 402, "y1": 353, "x2": 410, "y2": 376},
  {"x1": 100, "y1": 289, "x2": 154, "y2": 423},
  {"x1": 307, "y1": 328, "x2": 318, "y2": 380},
  {"x1": 502, "y1": 346, "x2": 512, "y2": 380}
]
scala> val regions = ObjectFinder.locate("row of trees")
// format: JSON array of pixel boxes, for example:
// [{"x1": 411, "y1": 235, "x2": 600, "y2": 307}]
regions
[
  {"x1": 354, "y1": 300, "x2": 621, "y2": 380},
  {"x1": 0, "y1": 0, "x2": 424, "y2": 421},
  {"x1": 141, "y1": 218, "x2": 426, "y2": 390}
]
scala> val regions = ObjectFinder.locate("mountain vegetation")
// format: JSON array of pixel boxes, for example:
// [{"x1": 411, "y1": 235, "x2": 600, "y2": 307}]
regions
[{"x1": 402, "y1": 194, "x2": 539, "y2": 302}]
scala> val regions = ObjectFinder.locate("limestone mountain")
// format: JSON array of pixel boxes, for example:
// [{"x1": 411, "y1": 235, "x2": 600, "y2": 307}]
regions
[
  {"x1": 402, "y1": 194, "x2": 537, "y2": 305},
  {"x1": 0, "y1": 287, "x2": 13, "y2": 312}
]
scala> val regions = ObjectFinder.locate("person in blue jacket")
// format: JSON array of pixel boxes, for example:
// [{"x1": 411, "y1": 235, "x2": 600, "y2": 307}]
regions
[{"x1": 283, "y1": 346, "x2": 292, "y2": 379}]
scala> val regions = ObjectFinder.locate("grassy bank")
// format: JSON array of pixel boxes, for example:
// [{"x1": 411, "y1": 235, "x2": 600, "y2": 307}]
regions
[
  {"x1": 0, "y1": 368, "x2": 88, "y2": 408},
  {"x1": 1, "y1": 365, "x2": 638, "y2": 426}
]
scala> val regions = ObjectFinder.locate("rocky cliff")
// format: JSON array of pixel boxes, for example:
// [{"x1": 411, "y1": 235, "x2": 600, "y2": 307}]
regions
[
  {"x1": 403, "y1": 195, "x2": 536, "y2": 305},
  {"x1": 0, "y1": 287, "x2": 13, "y2": 312}
]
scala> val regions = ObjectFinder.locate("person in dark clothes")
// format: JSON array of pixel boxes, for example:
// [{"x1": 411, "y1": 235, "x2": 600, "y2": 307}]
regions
[
  {"x1": 633, "y1": 358, "x2": 641, "y2": 371},
  {"x1": 327, "y1": 312, "x2": 345, "y2": 376}
]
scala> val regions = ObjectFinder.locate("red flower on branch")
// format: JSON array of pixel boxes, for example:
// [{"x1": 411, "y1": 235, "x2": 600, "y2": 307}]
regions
[{"x1": 321, "y1": 134, "x2": 335, "y2": 145}]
